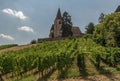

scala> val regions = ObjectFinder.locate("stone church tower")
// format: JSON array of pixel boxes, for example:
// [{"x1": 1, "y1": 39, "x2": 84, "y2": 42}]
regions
[
  {"x1": 49, "y1": 8, "x2": 62, "y2": 38},
  {"x1": 49, "y1": 8, "x2": 83, "y2": 38}
]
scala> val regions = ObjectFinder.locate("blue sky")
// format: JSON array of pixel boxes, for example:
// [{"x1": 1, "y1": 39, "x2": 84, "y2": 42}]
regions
[{"x1": 0, "y1": 0, "x2": 120, "y2": 45}]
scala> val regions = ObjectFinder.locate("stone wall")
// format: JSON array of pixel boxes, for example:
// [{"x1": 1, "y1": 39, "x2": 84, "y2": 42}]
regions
[{"x1": 38, "y1": 35, "x2": 83, "y2": 43}]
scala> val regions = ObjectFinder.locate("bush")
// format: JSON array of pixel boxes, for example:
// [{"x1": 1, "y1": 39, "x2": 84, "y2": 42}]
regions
[
  {"x1": 93, "y1": 12, "x2": 120, "y2": 47},
  {"x1": 30, "y1": 40, "x2": 37, "y2": 44}
]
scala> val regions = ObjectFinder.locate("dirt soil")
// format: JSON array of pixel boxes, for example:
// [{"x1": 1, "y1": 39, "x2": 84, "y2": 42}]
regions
[
  {"x1": 49, "y1": 74, "x2": 120, "y2": 81},
  {"x1": 0, "y1": 44, "x2": 36, "y2": 53}
]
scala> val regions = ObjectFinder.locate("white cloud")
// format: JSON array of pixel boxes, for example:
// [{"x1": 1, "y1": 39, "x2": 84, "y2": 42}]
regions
[
  {"x1": 2, "y1": 8, "x2": 27, "y2": 20},
  {"x1": 0, "y1": 34, "x2": 15, "y2": 41},
  {"x1": 18, "y1": 26, "x2": 34, "y2": 33}
]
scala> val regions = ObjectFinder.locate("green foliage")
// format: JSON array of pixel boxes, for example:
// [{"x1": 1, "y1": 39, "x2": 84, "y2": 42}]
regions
[
  {"x1": 0, "y1": 39, "x2": 76, "y2": 77},
  {"x1": 85, "y1": 22, "x2": 95, "y2": 34},
  {"x1": 83, "y1": 34, "x2": 92, "y2": 39},
  {"x1": 77, "y1": 53, "x2": 85, "y2": 69},
  {"x1": 62, "y1": 11, "x2": 73, "y2": 37},
  {"x1": 100, "y1": 47, "x2": 120, "y2": 67},
  {"x1": 98, "y1": 13, "x2": 105, "y2": 23},
  {"x1": 30, "y1": 39, "x2": 37, "y2": 44},
  {"x1": 93, "y1": 12, "x2": 120, "y2": 47},
  {"x1": 0, "y1": 38, "x2": 120, "y2": 79}
]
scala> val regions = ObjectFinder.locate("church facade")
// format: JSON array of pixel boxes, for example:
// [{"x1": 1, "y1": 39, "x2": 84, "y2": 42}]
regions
[{"x1": 49, "y1": 8, "x2": 83, "y2": 38}]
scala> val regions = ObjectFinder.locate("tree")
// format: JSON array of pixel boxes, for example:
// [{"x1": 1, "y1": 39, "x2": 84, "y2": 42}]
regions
[
  {"x1": 85, "y1": 22, "x2": 95, "y2": 34},
  {"x1": 62, "y1": 11, "x2": 73, "y2": 37},
  {"x1": 98, "y1": 13, "x2": 105, "y2": 23},
  {"x1": 30, "y1": 39, "x2": 37, "y2": 44},
  {"x1": 93, "y1": 12, "x2": 120, "y2": 47},
  {"x1": 93, "y1": 24, "x2": 106, "y2": 46}
]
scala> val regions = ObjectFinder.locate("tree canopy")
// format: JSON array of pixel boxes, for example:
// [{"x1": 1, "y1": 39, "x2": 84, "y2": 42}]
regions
[
  {"x1": 62, "y1": 11, "x2": 73, "y2": 37},
  {"x1": 93, "y1": 12, "x2": 120, "y2": 47},
  {"x1": 85, "y1": 22, "x2": 95, "y2": 34},
  {"x1": 98, "y1": 13, "x2": 105, "y2": 23}
]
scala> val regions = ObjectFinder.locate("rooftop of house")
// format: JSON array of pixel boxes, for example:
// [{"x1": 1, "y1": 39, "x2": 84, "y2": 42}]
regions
[{"x1": 72, "y1": 27, "x2": 82, "y2": 34}]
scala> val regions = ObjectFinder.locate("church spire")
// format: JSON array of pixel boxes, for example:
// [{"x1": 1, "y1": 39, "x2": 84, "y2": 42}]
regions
[{"x1": 56, "y1": 8, "x2": 62, "y2": 19}]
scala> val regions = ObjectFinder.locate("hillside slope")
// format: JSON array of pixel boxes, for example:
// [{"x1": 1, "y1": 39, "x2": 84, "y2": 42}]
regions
[
  {"x1": 0, "y1": 44, "x2": 36, "y2": 53},
  {"x1": 0, "y1": 38, "x2": 120, "y2": 81}
]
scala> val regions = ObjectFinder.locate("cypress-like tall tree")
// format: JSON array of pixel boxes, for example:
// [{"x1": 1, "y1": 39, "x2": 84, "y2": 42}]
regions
[
  {"x1": 62, "y1": 11, "x2": 73, "y2": 37},
  {"x1": 98, "y1": 13, "x2": 105, "y2": 23},
  {"x1": 85, "y1": 22, "x2": 95, "y2": 34}
]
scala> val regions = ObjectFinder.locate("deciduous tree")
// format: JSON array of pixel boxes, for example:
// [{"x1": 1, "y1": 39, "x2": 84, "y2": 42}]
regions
[{"x1": 93, "y1": 12, "x2": 120, "y2": 47}]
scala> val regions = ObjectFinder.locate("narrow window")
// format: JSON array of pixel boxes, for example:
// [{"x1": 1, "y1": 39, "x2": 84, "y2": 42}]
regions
[{"x1": 59, "y1": 21, "x2": 61, "y2": 24}]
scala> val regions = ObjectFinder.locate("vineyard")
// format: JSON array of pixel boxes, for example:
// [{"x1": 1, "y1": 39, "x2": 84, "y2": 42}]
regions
[{"x1": 0, "y1": 38, "x2": 120, "y2": 81}]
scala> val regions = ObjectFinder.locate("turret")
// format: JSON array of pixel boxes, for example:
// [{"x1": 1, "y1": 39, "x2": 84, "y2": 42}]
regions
[
  {"x1": 56, "y1": 8, "x2": 62, "y2": 19},
  {"x1": 53, "y1": 8, "x2": 62, "y2": 38}
]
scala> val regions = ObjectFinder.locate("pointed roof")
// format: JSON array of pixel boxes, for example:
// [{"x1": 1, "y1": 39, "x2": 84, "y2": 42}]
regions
[
  {"x1": 115, "y1": 5, "x2": 120, "y2": 12},
  {"x1": 56, "y1": 8, "x2": 62, "y2": 19}
]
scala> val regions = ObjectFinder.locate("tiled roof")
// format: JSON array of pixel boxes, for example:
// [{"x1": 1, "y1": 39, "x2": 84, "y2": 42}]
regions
[{"x1": 72, "y1": 27, "x2": 82, "y2": 37}]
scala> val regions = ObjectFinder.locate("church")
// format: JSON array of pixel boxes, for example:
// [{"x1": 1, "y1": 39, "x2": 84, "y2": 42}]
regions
[{"x1": 49, "y1": 8, "x2": 83, "y2": 38}]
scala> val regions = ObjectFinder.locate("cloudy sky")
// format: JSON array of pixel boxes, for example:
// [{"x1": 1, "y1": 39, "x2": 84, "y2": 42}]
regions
[{"x1": 0, "y1": 0, "x2": 119, "y2": 45}]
